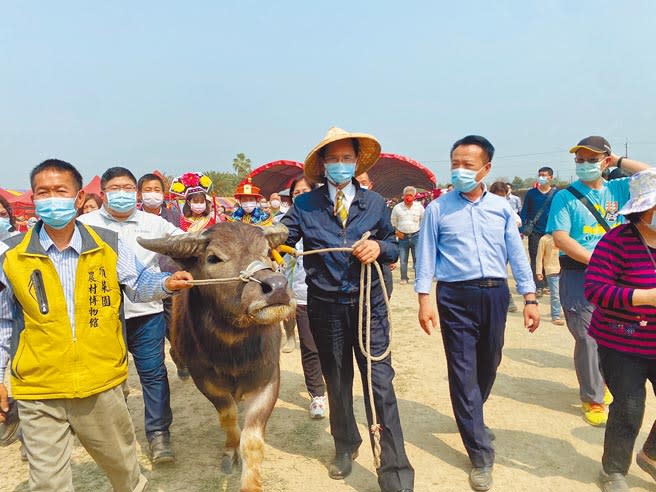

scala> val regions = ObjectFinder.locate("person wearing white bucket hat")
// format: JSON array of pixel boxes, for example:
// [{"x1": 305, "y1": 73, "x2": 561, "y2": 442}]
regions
[
  {"x1": 281, "y1": 127, "x2": 414, "y2": 492},
  {"x1": 547, "y1": 136, "x2": 651, "y2": 429},
  {"x1": 584, "y1": 168, "x2": 656, "y2": 491}
]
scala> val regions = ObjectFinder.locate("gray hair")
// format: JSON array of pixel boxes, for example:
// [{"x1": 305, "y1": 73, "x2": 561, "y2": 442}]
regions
[{"x1": 403, "y1": 186, "x2": 417, "y2": 196}]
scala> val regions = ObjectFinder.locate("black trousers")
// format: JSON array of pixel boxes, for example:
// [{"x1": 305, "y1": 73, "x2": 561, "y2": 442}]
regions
[
  {"x1": 307, "y1": 295, "x2": 414, "y2": 492},
  {"x1": 436, "y1": 281, "x2": 510, "y2": 467},
  {"x1": 295, "y1": 304, "x2": 325, "y2": 397},
  {"x1": 527, "y1": 232, "x2": 545, "y2": 291},
  {"x1": 598, "y1": 346, "x2": 656, "y2": 475}
]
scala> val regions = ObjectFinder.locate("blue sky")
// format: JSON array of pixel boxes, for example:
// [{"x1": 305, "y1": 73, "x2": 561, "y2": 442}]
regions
[{"x1": 1, "y1": 1, "x2": 655, "y2": 189}]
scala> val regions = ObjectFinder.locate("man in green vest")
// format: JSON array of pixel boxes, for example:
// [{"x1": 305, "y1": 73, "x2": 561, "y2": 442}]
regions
[{"x1": 0, "y1": 159, "x2": 193, "y2": 492}]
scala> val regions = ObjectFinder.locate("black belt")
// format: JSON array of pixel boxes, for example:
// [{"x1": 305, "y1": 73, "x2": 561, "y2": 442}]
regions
[
  {"x1": 440, "y1": 277, "x2": 506, "y2": 288},
  {"x1": 559, "y1": 255, "x2": 587, "y2": 270}
]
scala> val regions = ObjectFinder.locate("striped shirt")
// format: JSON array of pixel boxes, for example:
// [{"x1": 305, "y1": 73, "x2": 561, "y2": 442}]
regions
[
  {"x1": 0, "y1": 223, "x2": 174, "y2": 383},
  {"x1": 584, "y1": 223, "x2": 656, "y2": 358}
]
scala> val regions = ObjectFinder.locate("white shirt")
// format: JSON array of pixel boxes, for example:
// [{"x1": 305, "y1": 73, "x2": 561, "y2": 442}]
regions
[
  {"x1": 79, "y1": 207, "x2": 182, "y2": 318},
  {"x1": 327, "y1": 181, "x2": 356, "y2": 211},
  {"x1": 391, "y1": 200, "x2": 425, "y2": 234}
]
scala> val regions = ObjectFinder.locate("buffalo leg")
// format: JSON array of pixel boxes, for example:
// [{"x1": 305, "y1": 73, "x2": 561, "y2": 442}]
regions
[
  {"x1": 201, "y1": 381, "x2": 241, "y2": 474},
  {"x1": 239, "y1": 367, "x2": 280, "y2": 492}
]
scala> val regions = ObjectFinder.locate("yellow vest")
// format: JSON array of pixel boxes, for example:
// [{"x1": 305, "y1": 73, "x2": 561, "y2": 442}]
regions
[{"x1": 3, "y1": 223, "x2": 127, "y2": 400}]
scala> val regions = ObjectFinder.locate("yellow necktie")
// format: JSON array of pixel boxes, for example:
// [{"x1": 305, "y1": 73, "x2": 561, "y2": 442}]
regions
[{"x1": 335, "y1": 190, "x2": 348, "y2": 228}]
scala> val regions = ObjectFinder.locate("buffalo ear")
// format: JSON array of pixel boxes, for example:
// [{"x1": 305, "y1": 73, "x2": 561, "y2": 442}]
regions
[{"x1": 259, "y1": 223, "x2": 289, "y2": 249}]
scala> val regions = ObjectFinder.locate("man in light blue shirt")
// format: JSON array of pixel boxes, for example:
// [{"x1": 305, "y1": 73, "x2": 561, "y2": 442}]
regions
[{"x1": 415, "y1": 135, "x2": 539, "y2": 492}]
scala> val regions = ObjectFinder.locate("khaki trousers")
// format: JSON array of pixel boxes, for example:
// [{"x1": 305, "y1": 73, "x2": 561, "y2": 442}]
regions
[{"x1": 18, "y1": 385, "x2": 147, "y2": 492}]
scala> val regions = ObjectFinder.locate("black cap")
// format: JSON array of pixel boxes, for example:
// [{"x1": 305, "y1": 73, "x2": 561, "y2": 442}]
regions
[{"x1": 569, "y1": 136, "x2": 611, "y2": 154}]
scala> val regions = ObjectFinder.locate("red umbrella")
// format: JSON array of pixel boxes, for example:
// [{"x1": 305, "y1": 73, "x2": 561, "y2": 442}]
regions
[
  {"x1": 240, "y1": 160, "x2": 304, "y2": 199},
  {"x1": 367, "y1": 153, "x2": 436, "y2": 199}
]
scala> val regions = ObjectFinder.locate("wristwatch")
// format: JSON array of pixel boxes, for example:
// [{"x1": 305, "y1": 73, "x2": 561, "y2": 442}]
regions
[{"x1": 524, "y1": 300, "x2": 539, "y2": 306}]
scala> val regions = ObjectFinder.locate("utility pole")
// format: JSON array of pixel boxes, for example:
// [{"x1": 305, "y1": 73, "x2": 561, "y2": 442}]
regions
[{"x1": 625, "y1": 138, "x2": 628, "y2": 157}]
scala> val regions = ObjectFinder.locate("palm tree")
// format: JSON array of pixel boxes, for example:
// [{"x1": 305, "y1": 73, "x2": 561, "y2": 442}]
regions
[{"x1": 232, "y1": 153, "x2": 252, "y2": 178}]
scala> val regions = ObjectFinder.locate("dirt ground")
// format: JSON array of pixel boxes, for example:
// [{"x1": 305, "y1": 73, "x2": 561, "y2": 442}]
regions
[{"x1": 2, "y1": 270, "x2": 655, "y2": 492}]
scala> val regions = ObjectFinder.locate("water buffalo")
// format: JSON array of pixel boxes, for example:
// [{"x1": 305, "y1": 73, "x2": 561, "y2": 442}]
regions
[{"x1": 138, "y1": 222, "x2": 296, "y2": 492}]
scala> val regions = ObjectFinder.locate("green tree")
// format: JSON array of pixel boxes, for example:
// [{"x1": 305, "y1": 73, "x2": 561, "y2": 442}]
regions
[
  {"x1": 232, "y1": 153, "x2": 252, "y2": 178},
  {"x1": 203, "y1": 170, "x2": 241, "y2": 196},
  {"x1": 511, "y1": 176, "x2": 524, "y2": 189}
]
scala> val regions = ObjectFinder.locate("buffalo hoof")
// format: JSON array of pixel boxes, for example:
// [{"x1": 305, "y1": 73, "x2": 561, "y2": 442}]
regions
[
  {"x1": 281, "y1": 335, "x2": 295, "y2": 353},
  {"x1": 221, "y1": 452, "x2": 241, "y2": 474}
]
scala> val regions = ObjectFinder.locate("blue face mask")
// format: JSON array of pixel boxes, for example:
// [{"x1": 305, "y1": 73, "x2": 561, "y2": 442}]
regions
[
  {"x1": 325, "y1": 163, "x2": 356, "y2": 185},
  {"x1": 34, "y1": 196, "x2": 78, "y2": 229},
  {"x1": 537, "y1": 176, "x2": 549, "y2": 186},
  {"x1": 0, "y1": 217, "x2": 11, "y2": 232},
  {"x1": 107, "y1": 191, "x2": 137, "y2": 213},
  {"x1": 451, "y1": 168, "x2": 481, "y2": 193},
  {"x1": 576, "y1": 162, "x2": 602, "y2": 182}
]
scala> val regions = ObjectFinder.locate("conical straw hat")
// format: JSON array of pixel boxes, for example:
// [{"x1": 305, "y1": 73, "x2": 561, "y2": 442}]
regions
[{"x1": 304, "y1": 127, "x2": 381, "y2": 183}]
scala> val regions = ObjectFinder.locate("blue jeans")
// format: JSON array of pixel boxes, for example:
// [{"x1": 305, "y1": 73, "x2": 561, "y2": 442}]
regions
[
  {"x1": 546, "y1": 274, "x2": 562, "y2": 320},
  {"x1": 125, "y1": 312, "x2": 172, "y2": 440},
  {"x1": 398, "y1": 233, "x2": 418, "y2": 281}
]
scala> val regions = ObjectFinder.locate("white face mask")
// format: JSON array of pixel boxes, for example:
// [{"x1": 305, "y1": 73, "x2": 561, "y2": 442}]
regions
[
  {"x1": 270, "y1": 199, "x2": 281, "y2": 209},
  {"x1": 190, "y1": 202, "x2": 207, "y2": 214},
  {"x1": 241, "y1": 201, "x2": 257, "y2": 213},
  {"x1": 141, "y1": 192, "x2": 164, "y2": 209}
]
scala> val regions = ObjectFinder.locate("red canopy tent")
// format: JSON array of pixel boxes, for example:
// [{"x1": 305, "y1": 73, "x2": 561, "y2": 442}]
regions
[
  {"x1": 240, "y1": 160, "x2": 304, "y2": 198},
  {"x1": 82, "y1": 175, "x2": 101, "y2": 196},
  {"x1": 367, "y1": 153, "x2": 436, "y2": 199},
  {"x1": 239, "y1": 155, "x2": 435, "y2": 201},
  {"x1": 0, "y1": 188, "x2": 22, "y2": 201}
]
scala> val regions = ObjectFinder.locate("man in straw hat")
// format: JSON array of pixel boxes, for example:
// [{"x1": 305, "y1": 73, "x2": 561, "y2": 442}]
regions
[
  {"x1": 546, "y1": 136, "x2": 651, "y2": 430},
  {"x1": 281, "y1": 127, "x2": 414, "y2": 492}
]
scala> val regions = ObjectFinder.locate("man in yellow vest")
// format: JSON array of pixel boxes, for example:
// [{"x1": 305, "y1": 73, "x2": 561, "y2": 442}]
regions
[{"x1": 0, "y1": 159, "x2": 193, "y2": 492}]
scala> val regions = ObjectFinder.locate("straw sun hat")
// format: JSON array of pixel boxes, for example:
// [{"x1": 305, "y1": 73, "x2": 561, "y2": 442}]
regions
[
  {"x1": 618, "y1": 168, "x2": 656, "y2": 215},
  {"x1": 304, "y1": 127, "x2": 381, "y2": 183}
]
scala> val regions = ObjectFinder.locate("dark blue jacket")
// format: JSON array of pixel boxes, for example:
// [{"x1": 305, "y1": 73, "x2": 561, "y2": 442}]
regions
[
  {"x1": 519, "y1": 187, "x2": 557, "y2": 235},
  {"x1": 281, "y1": 180, "x2": 398, "y2": 303}
]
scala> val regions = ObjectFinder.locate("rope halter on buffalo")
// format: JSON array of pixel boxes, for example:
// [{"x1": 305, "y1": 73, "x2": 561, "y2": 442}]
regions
[{"x1": 181, "y1": 231, "x2": 392, "y2": 469}]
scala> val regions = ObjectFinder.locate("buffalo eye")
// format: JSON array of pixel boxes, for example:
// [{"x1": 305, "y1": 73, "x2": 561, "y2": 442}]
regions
[{"x1": 207, "y1": 254, "x2": 223, "y2": 264}]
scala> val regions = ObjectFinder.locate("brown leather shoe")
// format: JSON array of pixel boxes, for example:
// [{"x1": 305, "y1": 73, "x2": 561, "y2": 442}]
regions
[
  {"x1": 328, "y1": 450, "x2": 358, "y2": 480},
  {"x1": 0, "y1": 399, "x2": 20, "y2": 447},
  {"x1": 469, "y1": 466, "x2": 493, "y2": 491}
]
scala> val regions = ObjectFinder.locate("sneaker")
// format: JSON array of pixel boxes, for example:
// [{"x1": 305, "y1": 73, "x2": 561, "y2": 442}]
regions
[
  {"x1": 309, "y1": 396, "x2": 326, "y2": 419},
  {"x1": 599, "y1": 470, "x2": 629, "y2": 492},
  {"x1": 636, "y1": 449, "x2": 656, "y2": 482},
  {"x1": 603, "y1": 387, "x2": 613, "y2": 406},
  {"x1": 552, "y1": 317, "x2": 565, "y2": 326},
  {"x1": 582, "y1": 402, "x2": 607, "y2": 427}
]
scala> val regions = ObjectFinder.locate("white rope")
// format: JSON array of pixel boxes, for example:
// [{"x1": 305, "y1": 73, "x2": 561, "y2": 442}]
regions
[{"x1": 184, "y1": 260, "x2": 269, "y2": 286}]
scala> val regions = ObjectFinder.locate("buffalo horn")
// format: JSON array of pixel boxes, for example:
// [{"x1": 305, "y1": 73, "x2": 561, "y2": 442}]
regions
[
  {"x1": 259, "y1": 223, "x2": 289, "y2": 248},
  {"x1": 137, "y1": 232, "x2": 209, "y2": 259}
]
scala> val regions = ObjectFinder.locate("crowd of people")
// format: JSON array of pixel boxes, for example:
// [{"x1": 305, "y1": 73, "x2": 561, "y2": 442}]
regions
[{"x1": 0, "y1": 129, "x2": 654, "y2": 492}]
